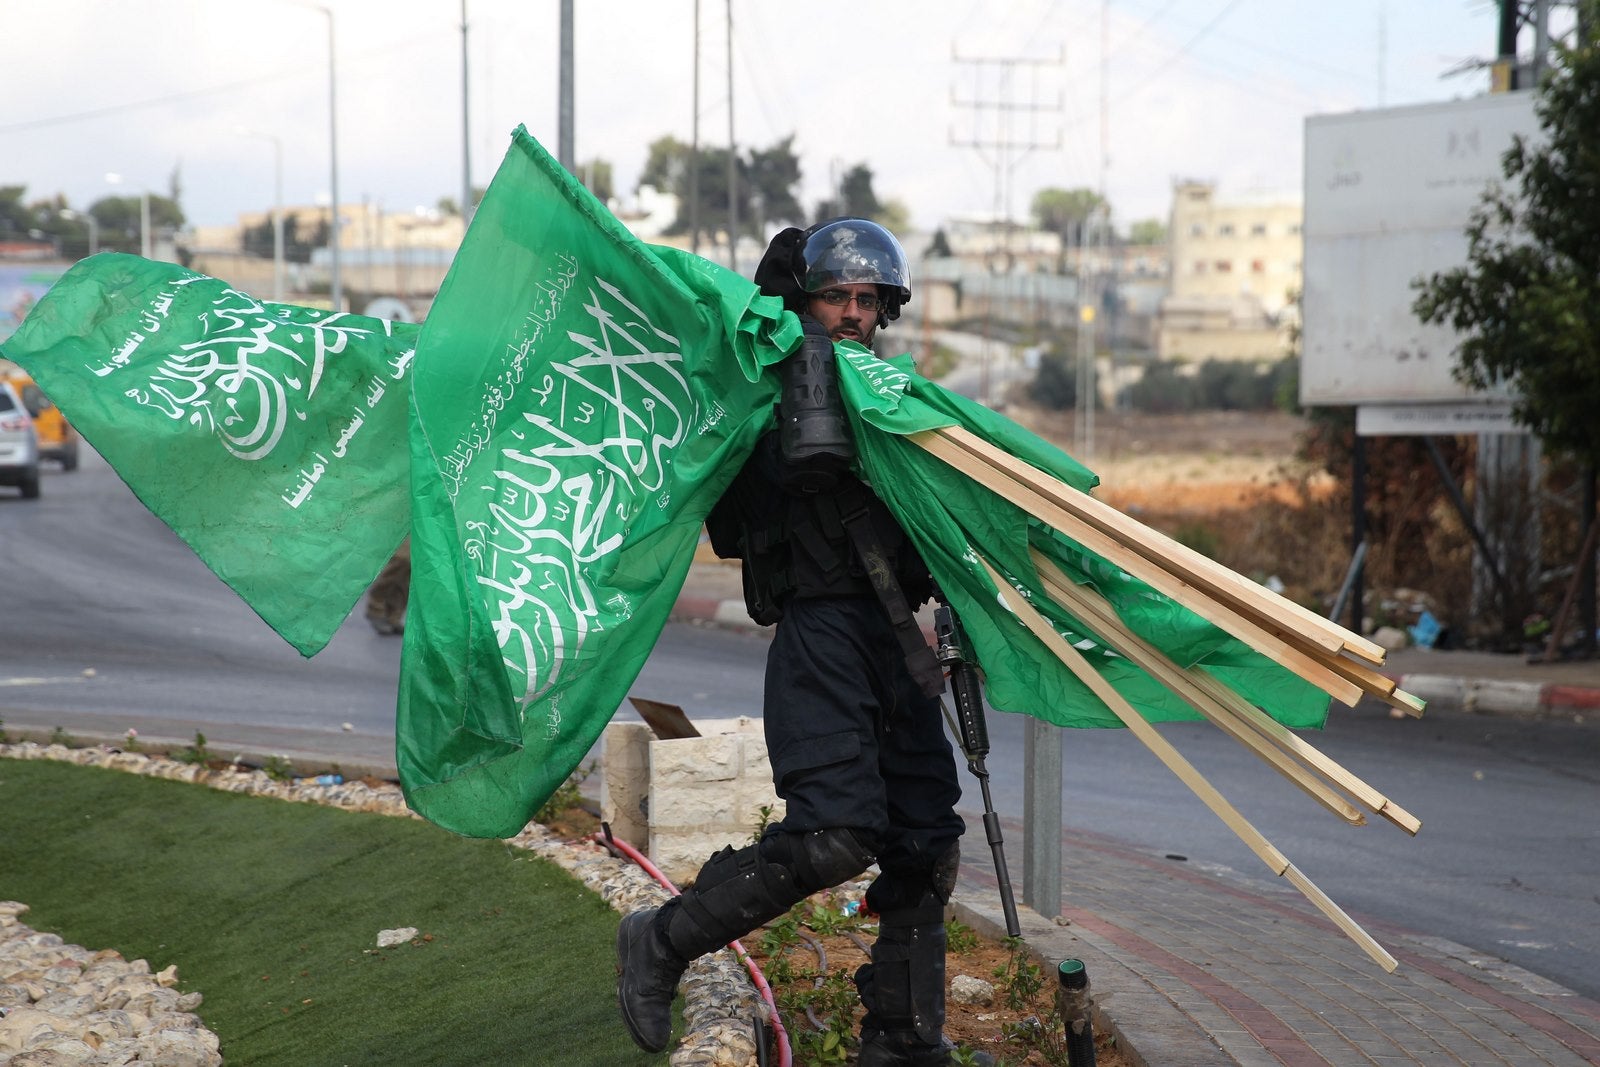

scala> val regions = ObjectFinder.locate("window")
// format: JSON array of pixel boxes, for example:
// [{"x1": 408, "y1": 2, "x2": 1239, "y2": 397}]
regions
[
  {"x1": 1215, "y1": 260, "x2": 1232, "y2": 273},
  {"x1": 1189, "y1": 223, "x2": 1205, "y2": 237},
  {"x1": 1250, "y1": 222, "x2": 1267, "y2": 237},
  {"x1": 1218, "y1": 223, "x2": 1235, "y2": 237},
  {"x1": 1251, "y1": 259, "x2": 1266, "y2": 273},
  {"x1": 1193, "y1": 260, "x2": 1208, "y2": 274}
]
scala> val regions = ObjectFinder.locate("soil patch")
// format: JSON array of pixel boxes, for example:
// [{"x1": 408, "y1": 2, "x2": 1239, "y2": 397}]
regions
[{"x1": 745, "y1": 892, "x2": 1131, "y2": 1066}]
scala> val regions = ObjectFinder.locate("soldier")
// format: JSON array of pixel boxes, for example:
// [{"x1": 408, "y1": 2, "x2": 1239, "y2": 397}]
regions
[{"x1": 616, "y1": 219, "x2": 988, "y2": 1066}]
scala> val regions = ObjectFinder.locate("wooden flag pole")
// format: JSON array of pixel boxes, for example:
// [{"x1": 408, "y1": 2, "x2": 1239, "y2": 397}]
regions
[
  {"x1": 974, "y1": 554, "x2": 1400, "y2": 972},
  {"x1": 934, "y1": 425, "x2": 1387, "y2": 664},
  {"x1": 1183, "y1": 669, "x2": 1423, "y2": 836},
  {"x1": 910, "y1": 427, "x2": 1425, "y2": 716},
  {"x1": 911, "y1": 429, "x2": 1366, "y2": 704},
  {"x1": 1029, "y1": 550, "x2": 1421, "y2": 835},
  {"x1": 1027, "y1": 552, "x2": 1367, "y2": 826}
]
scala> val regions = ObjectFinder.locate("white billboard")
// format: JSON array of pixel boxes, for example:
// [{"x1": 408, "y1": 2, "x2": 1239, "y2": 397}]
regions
[{"x1": 1300, "y1": 92, "x2": 1540, "y2": 406}]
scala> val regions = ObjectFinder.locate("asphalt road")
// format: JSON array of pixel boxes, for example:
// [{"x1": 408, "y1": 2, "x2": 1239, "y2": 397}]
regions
[{"x1": 5, "y1": 445, "x2": 1597, "y2": 1001}]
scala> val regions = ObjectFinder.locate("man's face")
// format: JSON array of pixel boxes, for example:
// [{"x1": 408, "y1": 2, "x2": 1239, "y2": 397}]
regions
[{"x1": 806, "y1": 282, "x2": 881, "y2": 346}]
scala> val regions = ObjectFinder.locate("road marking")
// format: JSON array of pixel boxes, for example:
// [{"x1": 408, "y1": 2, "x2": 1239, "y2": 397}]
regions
[{"x1": 0, "y1": 676, "x2": 87, "y2": 687}]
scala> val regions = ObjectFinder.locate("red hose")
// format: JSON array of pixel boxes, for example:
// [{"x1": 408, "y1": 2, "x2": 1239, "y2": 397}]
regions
[{"x1": 595, "y1": 830, "x2": 793, "y2": 1067}]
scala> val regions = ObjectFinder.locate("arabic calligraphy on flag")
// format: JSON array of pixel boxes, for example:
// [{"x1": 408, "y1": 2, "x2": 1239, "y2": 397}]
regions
[
  {"x1": 395, "y1": 125, "x2": 800, "y2": 837},
  {"x1": 0, "y1": 255, "x2": 414, "y2": 655}
]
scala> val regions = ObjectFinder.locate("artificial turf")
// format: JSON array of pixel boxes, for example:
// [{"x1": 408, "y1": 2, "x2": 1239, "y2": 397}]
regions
[{"x1": 0, "y1": 757, "x2": 670, "y2": 1065}]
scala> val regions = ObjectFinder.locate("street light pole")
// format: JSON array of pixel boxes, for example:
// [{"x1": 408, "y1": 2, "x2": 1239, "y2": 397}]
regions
[{"x1": 315, "y1": 4, "x2": 342, "y2": 310}]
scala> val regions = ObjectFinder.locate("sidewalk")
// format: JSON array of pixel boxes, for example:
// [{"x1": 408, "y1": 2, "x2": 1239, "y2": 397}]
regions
[{"x1": 671, "y1": 556, "x2": 1600, "y2": 1066}]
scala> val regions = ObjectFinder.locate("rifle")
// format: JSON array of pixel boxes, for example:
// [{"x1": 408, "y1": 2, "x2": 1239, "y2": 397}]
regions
[{"x1": 933, "y1": 594, "x2": 1022, "y2": 937}]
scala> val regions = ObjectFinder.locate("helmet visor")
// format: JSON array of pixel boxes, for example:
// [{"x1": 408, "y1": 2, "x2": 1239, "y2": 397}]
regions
[{"x1": 799, "y1": 219, "x2": 911, "y2": 297}]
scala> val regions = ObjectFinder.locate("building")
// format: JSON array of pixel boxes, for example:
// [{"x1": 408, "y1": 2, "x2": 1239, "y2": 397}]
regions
[{"x1": 1156, "y1": 180, "x2": 1301, "y2": 363}]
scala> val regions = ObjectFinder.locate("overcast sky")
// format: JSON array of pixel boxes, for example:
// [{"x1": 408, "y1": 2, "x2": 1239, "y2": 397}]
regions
[{"x1": 4, "y1": 0, "x2": 1523, "y2": 235}]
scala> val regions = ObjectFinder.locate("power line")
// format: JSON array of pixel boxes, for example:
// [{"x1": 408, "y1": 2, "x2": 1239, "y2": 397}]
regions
[
  {"x1": 1114, "y1": 0, "x2": 1248, "y2": 103},
  {"x1": 0, "y1": 32, "x2": 439, "y2": 136}
]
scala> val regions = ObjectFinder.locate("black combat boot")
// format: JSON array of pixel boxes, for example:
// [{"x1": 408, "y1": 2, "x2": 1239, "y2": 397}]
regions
[
  {"x1": 856, "y1": 910, "x2": 995, "y2": 1066},
  {"x1": 615, "y1": 907, "x2": 689, "y2": 1052}
]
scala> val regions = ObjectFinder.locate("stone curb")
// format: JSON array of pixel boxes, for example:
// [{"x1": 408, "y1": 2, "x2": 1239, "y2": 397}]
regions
[{"x1": 1393, "y1": 672, "x2": 1600, "y2": 719}]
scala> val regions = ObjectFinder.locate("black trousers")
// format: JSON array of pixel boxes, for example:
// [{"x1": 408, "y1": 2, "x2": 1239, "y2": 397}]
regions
[{"x1": 762, "y1": 597, "x2": 965, "y2": 880}]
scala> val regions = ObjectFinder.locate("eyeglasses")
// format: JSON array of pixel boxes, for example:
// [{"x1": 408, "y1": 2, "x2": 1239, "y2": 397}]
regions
[{"x1": 813, "y1": 288, "x2": 886, "y2": 312}]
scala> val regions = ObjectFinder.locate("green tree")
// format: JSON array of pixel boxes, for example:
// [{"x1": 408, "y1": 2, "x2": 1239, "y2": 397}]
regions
[
  {"x1": 814, "y1": 162, "x2": 887, "y2": 224},
  {"x1": 87, "y1": 194, "x2": 184, "y2": 254},
  {"x1": 1411, "y1": 6, "x2": 1600, "y2": 466},
  {"x1": 579, "y1": 158, "x2": 614, "y2": 203},
  {"x1": 0, "y1": 185, "x2": 34, "y2": 238},
  {"x1": 745, "y1": 135, "x2": 803, "y2": 227},
  {"x1": 637, "y1": 134, "x2": 689, "y2": 196},
  {"x1": 637, "y1": 134, "x2": 803, "y2": 237},
  {"x1": 1030, "y1": 186, "x2": 1105, "y2": 241},
  {"x1": 1127, "y1": 217, "x2": 1167, "y2": 245}
]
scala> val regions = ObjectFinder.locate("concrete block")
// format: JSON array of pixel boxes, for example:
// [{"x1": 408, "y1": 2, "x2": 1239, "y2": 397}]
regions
[{"x1": 600, "y1": 715, "x2": 783, "y2": 882}]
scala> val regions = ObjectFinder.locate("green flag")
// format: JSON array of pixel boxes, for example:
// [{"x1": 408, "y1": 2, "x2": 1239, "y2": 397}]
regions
[
  {"x1": 0, "y1": 255, "x2": 414, "y2": 655},
  {"x1": 834, "y1": 344, "x2": 1330, "y2": 732},
  {"x1": 396, "y1": 126, "x2": 800, "y2": 837},
  {"x1": 2, "y1": 135, "x2": 1330, "y2": 843}
]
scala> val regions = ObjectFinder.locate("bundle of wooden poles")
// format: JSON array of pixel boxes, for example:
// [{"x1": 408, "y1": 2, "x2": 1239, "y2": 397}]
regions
[{"x1": 911, "y1": 425, "x2": 1423, "y2": 972}]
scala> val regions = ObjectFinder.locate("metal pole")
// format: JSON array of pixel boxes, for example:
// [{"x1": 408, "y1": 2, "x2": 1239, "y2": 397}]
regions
[
  {"x1": 1022, "y1": 716, "x2": 1062, "y2": 918},
  {"x1": 139, "y1": 191, "x2": 151, "y2": 260},
  {"x1": 461, "y1": 0, "x2": 473, "y2": 224},
  {"x1": 271, "y1": 138, "x2": 285, "y2": 301},
  {"x1": 320, "y1": 5, "x2": 342, "y2": 311},
  {"x1": 558, "y1": 0, "x2": 574, "y2": 171},
  {"x1": 1583, "y1": 469, "x2": 1598, "y2": 656},
  {"x1": 690, "y1": 0, "x2": 701, "y2": 255},
  {"x1": 1351, "y1": 433, "x2": 1367, "y2": 634},
  {"x1": 725, "y1": 0, "x2": 737, "y2": 273}
]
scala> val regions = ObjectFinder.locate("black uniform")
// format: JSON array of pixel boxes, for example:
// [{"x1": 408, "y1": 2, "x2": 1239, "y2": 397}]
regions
[
  {"x1": 709, "y1": 430, "x2": 964, "y2": 876},
  {"x1": 616, "y1": 217, "x2": 981, "y2": 1066}
]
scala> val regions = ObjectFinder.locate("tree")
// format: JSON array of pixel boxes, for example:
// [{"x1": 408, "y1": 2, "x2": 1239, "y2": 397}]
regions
[
  {"x1": 1030, "y1": 187, "x2": 1104, "y2": 241},
  {"x1": 88, "y1": 194, "x2": 184, "y2": 253},
  {"x1": 637, "y1": 134, "x2": 803, "y2": 237},
  {"x1": 637, "y1": 135, "x2": 689, "y2": 196},
  {"x1": 814, "y1": 162, "x2": 878, "y2": 224},
  {"x1": 1411, "y1": 7, "x2": 1600, "y2": 467},
  {"x1": 0, "y1": 185, "x2": 32, "y2": 238},
  {"x1": 745, "y1": 136, "x2": 803, "y2": 227},
  {"x1": 579, "y1": 158, "x2": 614, "y2": 203},
  {"x1": 1127, "y1": 217, "x2": 1167, "y2": 245}
]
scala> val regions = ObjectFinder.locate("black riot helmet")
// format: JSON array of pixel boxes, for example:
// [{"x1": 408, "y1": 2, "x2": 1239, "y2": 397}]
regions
[{"x1": 796, "y1": 217, "x2": 912, "y2": 322}]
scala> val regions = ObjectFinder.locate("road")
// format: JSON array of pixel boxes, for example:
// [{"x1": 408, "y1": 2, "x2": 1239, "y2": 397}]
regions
[{"x1": 5, "y1": 446, "x2": 1598, "y2": 1001}]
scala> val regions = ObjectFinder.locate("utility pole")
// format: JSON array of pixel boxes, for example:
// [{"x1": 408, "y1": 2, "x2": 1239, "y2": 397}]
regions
[
  {"x1": 949, "y1": 47, "x2": 1063, "y2": 408},
  {"x1": 558, "y1": 0, "x2": 574, "y2": 172},
  {"x1": 725, "y1": 0, "x2": 738, "y2": 273},
  {"x1": 952, "y1": 46, "x2": 1064, "y2": 921},
  {"x1": 461, "y1": 0, "x2": 473, "y2": 224},
  {"x1": 690, "y1": 0, "x2": 701, "y2": 255}
]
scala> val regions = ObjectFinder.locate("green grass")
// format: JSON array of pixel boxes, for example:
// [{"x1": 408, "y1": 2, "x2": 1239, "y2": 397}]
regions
[{"x1": 0, "y1": 758, "x2": 669, "y2": 1066}]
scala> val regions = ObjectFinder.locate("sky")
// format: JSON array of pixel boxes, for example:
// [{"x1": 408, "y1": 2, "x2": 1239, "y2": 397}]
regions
[{"x1": 3, "y1": 0, "x2": 1526, "y2": 236}]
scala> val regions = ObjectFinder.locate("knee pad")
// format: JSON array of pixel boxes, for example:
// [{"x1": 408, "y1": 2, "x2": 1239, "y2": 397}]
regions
[
  {"x1": 665, "y1": 828, "x2": 875, "y2": 959},
  {"x1": 760, "y1": 826, "x2": 877, "y2": 896},
  {"x1": 866, "y1": 841, "x2": 960, "y2": 920}
]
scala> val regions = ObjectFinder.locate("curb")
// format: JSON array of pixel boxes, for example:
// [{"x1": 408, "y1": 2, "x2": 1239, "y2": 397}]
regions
[{"x1": 1394, "y1": 672, "x2": 1600, "y2": 719}]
